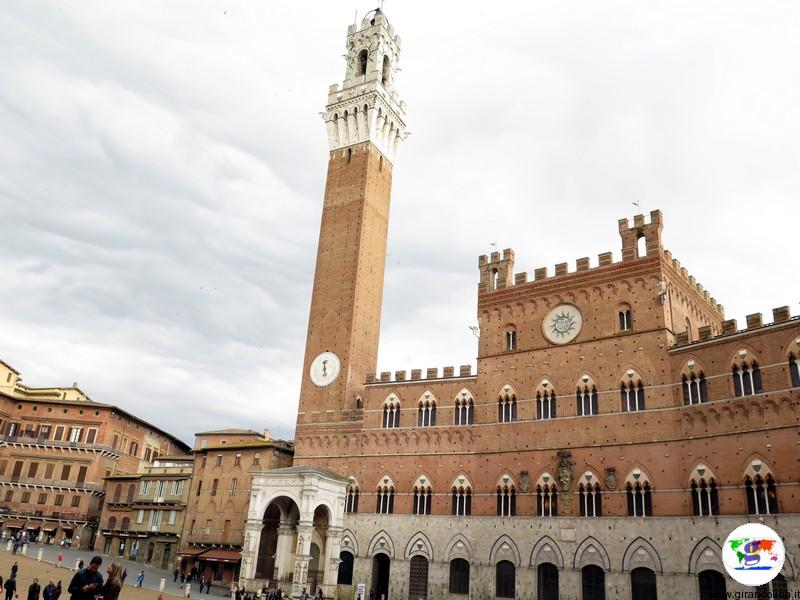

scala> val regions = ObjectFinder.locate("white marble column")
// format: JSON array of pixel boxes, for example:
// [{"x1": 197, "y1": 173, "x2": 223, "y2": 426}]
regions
[
  {"x1": 291, "y1": 522, "x2": 314, "y2": 597},
  {"x1": 274, "y1": 523, "x2": 296, "y2": 581},
  {"x1": 321, "y1": 525, "x2": 342, "y2": 598},
  {"x1": 239, "y1": 519, "x2": 264, "y2": 585}
]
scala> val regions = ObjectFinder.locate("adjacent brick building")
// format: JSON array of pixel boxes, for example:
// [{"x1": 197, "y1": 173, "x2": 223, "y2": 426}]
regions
[{"x1": 0, "y1": 360, "x2": 189, "y2": 547}]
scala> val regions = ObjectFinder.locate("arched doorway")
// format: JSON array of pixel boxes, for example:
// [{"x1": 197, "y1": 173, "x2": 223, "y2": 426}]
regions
[
  {"x1": 408, "y1": 556, "x2": 428, "y2": 599},
  {"x1": 337, "y1": 551, "x2": 354, "y2": 585},
  {"x1": 146, "y1": 542, "x2": 155, "y2": 563},
  {"x1": 581, "y1": 565, "x2": 605, "y2": 600},
  {"x1": 631, "y1": 567, "x2": 657, "y2": 600},
  {"x1": 371, "y1": 553, "x2": 390, "y2": 599},
  {"x1": 698, "y1": 570, "x2": 726, "y2": 600},
  {"x1": 308, "y1": 505, "x2": 330, "y2": 593},
  {"x1": 255, "y1": 496, "x2": 300, "y2": 583},
  {"x1": 537, "y1": 563, "x2": 558, "y2": 600}
]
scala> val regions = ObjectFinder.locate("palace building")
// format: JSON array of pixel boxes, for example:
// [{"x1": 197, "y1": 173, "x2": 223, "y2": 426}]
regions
[{"x1": 239, "y1": 9, "x2": 800, "y2": 600}]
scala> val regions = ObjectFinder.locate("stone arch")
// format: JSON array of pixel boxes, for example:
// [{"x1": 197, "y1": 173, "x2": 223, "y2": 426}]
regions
[
  {"x1": 445, "y1": 533, "x2": 474, "y2": 562},
  {"x1": 688, "y1": 537, "x2": 723, "y2": 574},
  {"x1": 530, "y1": 536, "x2": 564, "y2": 569},
  {"x1": 340, "y1": 528, "x2": 359, "y2": 556},
  {"x1": 366, "y1": 530, "x2": 395, "y2": 558},
  {"x1": 404, "y1": 531, "x2": 434, "y2": 561},
  {"x1": 574, "y1": 537, "x2": 611, "y2": 570},
  {"x1": 489, "y1": 534, "x2": 521, "y2": 567},
  {"x1": 622, "y1": 537, "x2": 663, "y2": 573}
]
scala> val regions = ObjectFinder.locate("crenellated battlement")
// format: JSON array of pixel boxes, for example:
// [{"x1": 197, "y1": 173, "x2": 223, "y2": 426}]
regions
[
  {"x1": 365, "y1": 364, "x2": 475, "y2": 385},
  {"x1": 672, "y1": 306, "x2": 798, "y2": 348},
  {"x1": 661, "y1": 249, "x2": 724, "y2": 316}
]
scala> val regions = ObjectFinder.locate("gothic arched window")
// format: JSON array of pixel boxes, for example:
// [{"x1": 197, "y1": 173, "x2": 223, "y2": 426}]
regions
[
  {"x1": 346, "y1": 480, "x2": 359, "y2": 514},
  {"x1": 576, "y1": 376, "x2": 598, "y2": 416},
  {"x1": 496, "y1": 475, "x2": 516, "y2": 517},
  {"x1": 454, "y1": 389, "x2": 474, "y2": 426},
  {"x1": 620, "y1": 371, "x2": 645, "y2": 412},
  {"x1": 381, "y1": 55, "x2": 390, "y2": 85},
  {"x1": 505, "y1": 326, "x2": 517, "y2": 351},
  {"x1": 625, "y1": 469, "x2": 653, "y2": 516},
  {"x1": 536, "y1": 380, "x2": 556, "y2": 420},
  {"x1": 682, "y1": 371, "x2": 708, "y2": 405},
  {"x1": 578, "y1": 473, "x2": 602, "y2": 517},
  {"x1": 732, "y1": 351, "x2": 763, "y2": 397},
  {"x1": 417, "y1": 392, "x2": 437, "y2": 427},
  {"x1": 412, "y1": 476, "x2": 433, "y2": 515},
  {"x1": 498, "y1": 386, "x2": 517, "y2": 423},
  {"x1": 357, "y1": 49, "x2": 368, "y2": 76},
  {"x1": 451, "y1": 475, "x2": 472, "y2": 516},
  {"x1": 382, "y1": 395, "x2": 400, "y2": 428},
  {"x1": 536, "y1": 473, "x2": 558, "y2": 517},
  {"x1": 618, "y1": 304, "x2": 633, "y2": 331},
  {"x1": 375, "y1": 477, "x2": 395, "y2": 514},
  {"x1": 789, "y1": 353, "x2": 800, "y2": 388}
]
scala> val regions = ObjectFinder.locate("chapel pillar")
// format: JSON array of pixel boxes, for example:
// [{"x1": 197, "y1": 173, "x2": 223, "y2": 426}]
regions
[{"x1": 291, "y1": 521, "x2": 314, "y2": 597}]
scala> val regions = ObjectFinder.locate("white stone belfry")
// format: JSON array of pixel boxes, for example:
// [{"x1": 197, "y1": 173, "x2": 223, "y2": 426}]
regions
[{"x1": 323, "y1": 8, "x2": 408, "y2": 162}]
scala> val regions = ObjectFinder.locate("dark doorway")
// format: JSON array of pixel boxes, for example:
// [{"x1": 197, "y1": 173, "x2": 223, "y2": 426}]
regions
[
  {"x1": 337, "y1": 551, "x2": 354, "y2": 585},
  {"x1": 371, "y1": 553, "x2": 390, "y2": 600},
  {"x1": 581, "y1": 565, "x2": 605, "y2": 600},
  {"x1": 631, "y1": 567, "x2": 657, "y2": 600},
  {"x1": 537, "y1": 563, "x2": 559, "y2": 600},
  {"x1": 408, "y1": 556, "x2": 428, "y2": 599},
  {"x1": 495, "y1": 561, "x2": 515, "y2": 598},
  {"x1": 698, "y1": 570, "x2": 726, "y2": 600}
]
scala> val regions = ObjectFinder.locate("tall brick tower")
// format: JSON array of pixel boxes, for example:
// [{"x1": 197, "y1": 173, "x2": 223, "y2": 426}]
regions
[{"x1": 295, "y1": 9, "x2": 406, "y2": 440}]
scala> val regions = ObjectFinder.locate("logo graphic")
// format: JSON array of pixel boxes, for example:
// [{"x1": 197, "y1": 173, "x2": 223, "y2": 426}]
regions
[
  {"x1": 722, "y1": 523, "x2": 785, "y2": 587},
  {"x1": 551, "y1": 311, "x2": 576, "y2": 338}
]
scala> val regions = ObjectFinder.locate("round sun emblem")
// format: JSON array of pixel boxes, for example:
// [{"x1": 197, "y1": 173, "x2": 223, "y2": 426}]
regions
[{"x1": 542, "y1": 304, "x2": 583, "y2": 344}]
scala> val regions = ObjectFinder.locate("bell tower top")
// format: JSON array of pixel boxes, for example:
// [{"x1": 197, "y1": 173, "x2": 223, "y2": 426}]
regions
[{"x1": 323, "y1": 8, "x2": 407, "y2": 162}]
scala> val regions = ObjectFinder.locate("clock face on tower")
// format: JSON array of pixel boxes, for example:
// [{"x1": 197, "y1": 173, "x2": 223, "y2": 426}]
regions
[
  {"x1": 542, "y1": 304, "x2": 583, "y2": 345},
  {"x1": 309, "y1": 351, "x2": 341, "y2": 387}
]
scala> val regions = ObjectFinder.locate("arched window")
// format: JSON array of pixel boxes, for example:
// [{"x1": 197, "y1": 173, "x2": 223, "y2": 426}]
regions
[
  {"x1": 126, "y1": 484, "x2": 135, "y2": 503},
  {"x1": 345, "y1": 480, "x2": 359, "y2": 514},
  {"x1": 496, "y1": 475, "x2": 516, "y2": 517},
  {"x1": 625, "y1": 469, "x2": 653, "y2": 516},
  {"x1": 337, "y1": 551, "x2": 354, "y2": 585},
  {"x1": 412, "y1": 475, "x2": 432, "y2": 515},
  {"x1": 417, "y1": 392, "x2": 436, "y2": 427},
  {"x1": 451, "y1": 476, "x2": 472, "y2": 516},
  {"x1": 732, "y1": 350, "x2": 763, "y2": 397},
  {"x1": 108, "y1": 516, "x2": 117, "y2": 529},
  {"x1": 498, "y1": 386, "x2": 517, "y2": 423},
  {"x1": 576, "y1": 376, "x2": 598, "y2": 416},
  {"x1": 536, "y1": 473, "x2": 557, "y2": 517},
  {"x1": 382, "y1": 394, "x2": 400, "y2": 428},
  {"x1": 448, "y1": 559, "x2": 469, "y2": 595},
  {"x1": 631, "y1": 567, "x2": 657, "y2": 600},
  {"x1": 578, "y1": 472, "x2": 602, "y2": 517},
  {"x1": 789, "y1": 353, "x2": 800, "y2": 388},
  {"x1": 685, "y1": 318, "x2": 693, "y2": 342},
  {"x1": 381, "y1": 55, "x2": 390, "y2": 85},
  {"x1": 537, "y1": 563, "x2": 559, "y2": 600},
  {"x1": 744, "y1": 460, "x2": 777, "y2": 515},
  {"x1": 357, "y1": 49, "x2": 368, "y2": 76},
  {"x1": 113, "y1": 484, "x2": 122, "y2": 503},
  {"x1": 505, "y1": 326, "x2": 517, "y2": 351},
  {"x1": 375, "y1": 476, "x2": 395, "y2": 514},
  {"x1": 121, "y1": 517, "x2": 130, "y2": 531},
  {"x1": 689, "y1": 465, "x2": 719, "y2": 516},
  {"x1": 682, "y1": 370, "x2": 708, "y2": 405},
  {"x1": 698, "y1": 570, "x2": 726, "y2": 600},
  {"x1": 618, "y1": 304, "x2": 633, "y2": 331},
  {"x1": 620, "y1": 370, "x2": 645, "y2": 412},
  {"x1": 454, "y1": 389, "x2": 474, "y2": 426},
  {"x1": 536, "y1": 380, "x2": 556, "y2": 420},
  {"x1": 581, "y1": 565, "x2": 605, "y2": 600},
  {"x1": 495, "y1": 561, "x2": 515, "y2": 598}
]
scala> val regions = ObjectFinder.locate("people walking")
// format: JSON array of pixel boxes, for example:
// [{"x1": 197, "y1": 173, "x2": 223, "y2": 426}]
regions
[
  {"x1": 5, "y1": 576, "x2": 17, "y2": 600},
  {"x1": 173, "y1": 568, "x2": 179, "y2": 583},
  {"x1": 42, "y1": 582, "x2": 55, "y2": 600},
  {"x1": 119, "y1": 570, "x2": 126, "y2": 587},
  {"x1": 56, "y1": 553, "x2": 63, "y2": 569},
  {"x1": 134, "y1": 571, "x2": 144, "y2": 588},
  {"x1": 10, "y1": 564, "x2": 18, "y2": 580},
  {"x1": 26, "y1": 579, "x2": 40, "y2": 600},
  {"x1": 67, "y1": 556, "x2": 103, "y2": 600},
  {"x1": 52, "y1": 583, "x2": 61, "y2": 600},
  {"x1": 205, "y1": 579, "x2": 211, "y2": 594},
  {"x1": 98, "y1": 563, "x2": 121, "y2": 600}
]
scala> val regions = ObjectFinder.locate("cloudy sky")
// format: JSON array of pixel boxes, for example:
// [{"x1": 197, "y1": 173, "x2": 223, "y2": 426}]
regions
[{"x1": 1, "y1": 1, "x2": 798, "y2": 445}]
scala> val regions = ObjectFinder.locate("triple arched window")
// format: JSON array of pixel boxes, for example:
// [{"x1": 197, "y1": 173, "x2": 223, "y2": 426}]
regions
[
  {"x1": 536, "y1": 473, "x2": 557, "y2": 517},
  {"x1": 417, "y1": 392, "x2": 436, "y2": 427},
  {"x1": 454, "y1": 389, "x2": 474, "y2": 425},
  {"x1": 496, "y1": 476, "x2": 516, "y2": 517},
  {"x1": 498, "y1": 386, "x2": 517, "y2": 423},
  {"x1": 689, "y1": 465, "x2": 719, "y2": 516},
  {"x1": 578, "y1": 472, "x2": 602, "y2": 517},
  {"x1": 382, "y1": 395, "x2": 401, "y2": 428},
  {"x1": 620, "y1": 371, "x2": 645, "y2": 412},
  {"x1": 576, "y1": 377, "x2": 598, "y2": 416},
  {"x1": 732, "y1": 351, "x2": 763, "y2": 397},
  {"x1": 625, "y1": 470, "x2": 652, "y2": 516},
  {"x1": 345, "y1": 480, "x2": 359, "y2": 514},
  {"x1": 744, "y1": 460, "x2": 778, "y2": 515},
  {"x1": 412, "y1": 476, "x2": 432, "y2": 515},
  {"x1": 536, "y1": 380, "x2": 556, "y2": 420},
  {"x1": 682, "y1": 369, "x2": 708, "y2": 405},
  {"x1": 451, "y1": 476, "x2": 472, "y2": 516},
  {"x1": 375, "y1": 477, "x2": 395, "y2": 514}
]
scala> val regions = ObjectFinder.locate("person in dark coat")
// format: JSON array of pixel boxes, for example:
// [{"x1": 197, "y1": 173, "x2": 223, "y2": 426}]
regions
[
  {"x1": 10, "y1": 565, "x2": 18, "y2": 580},
  {"x1": 5, "y1": 576, "x2": 17, "y2": 600},
  {"x1": 26, "y1": 579, "x2": 40, "y2": 600},
  {"x1": 67, "y1": 557, "x2": 102, "y2": 600},
  {"x1": 51, "y1": 583, "x2": 61, "y2": 600},
  {"x1": 97, "y1": 564, "x2": 121, "y2": 600},
  {"x1": 42, "y1": 582, "x2": 56, "y2": 600}
]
